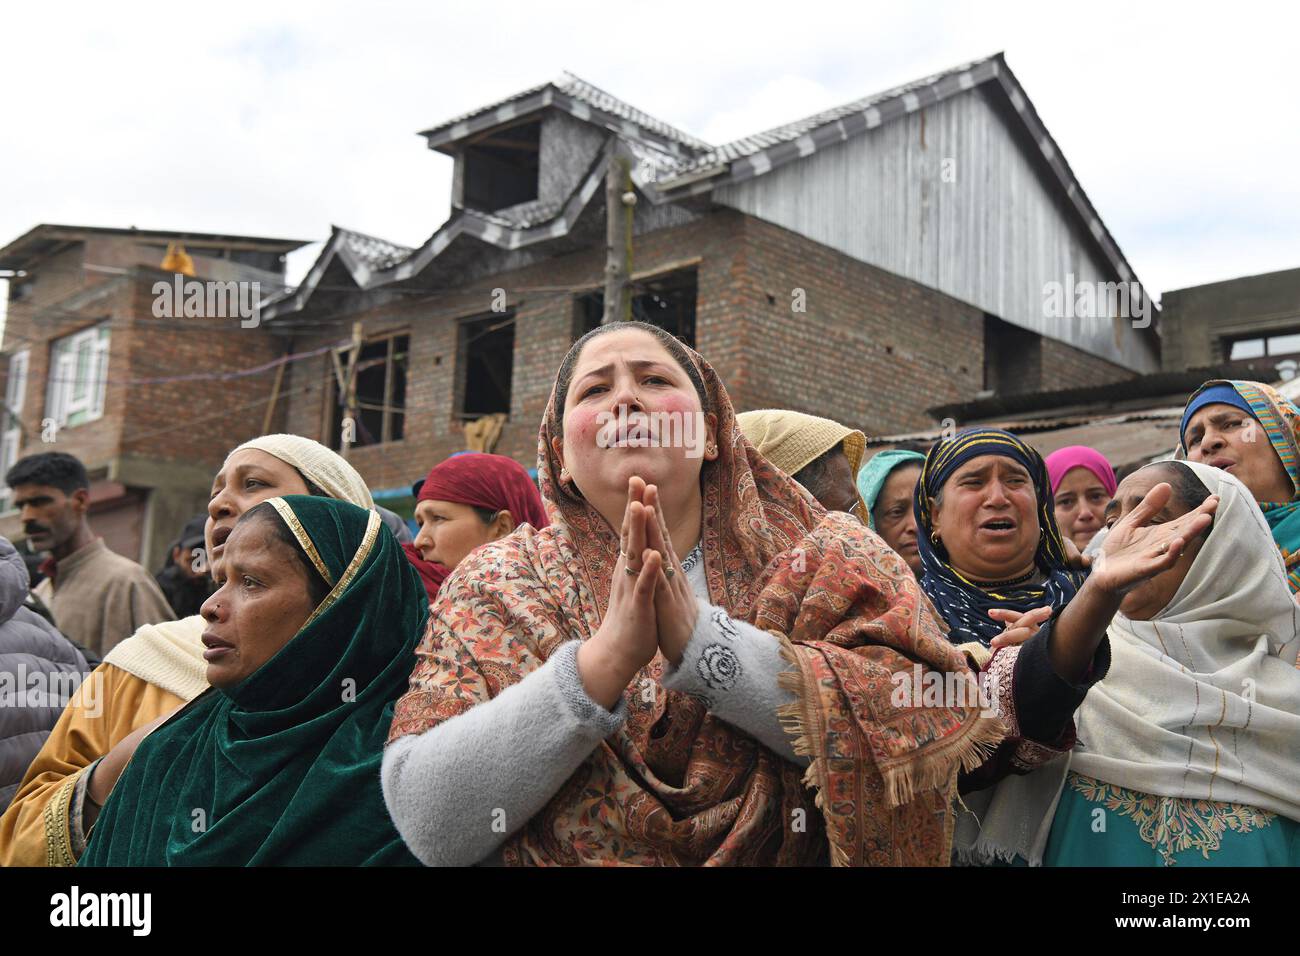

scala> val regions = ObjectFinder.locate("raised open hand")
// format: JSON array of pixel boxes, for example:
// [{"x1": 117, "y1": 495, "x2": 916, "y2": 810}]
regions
[{"x1": 1090, "y1": 481, "x2": 1218, "y2": 596}]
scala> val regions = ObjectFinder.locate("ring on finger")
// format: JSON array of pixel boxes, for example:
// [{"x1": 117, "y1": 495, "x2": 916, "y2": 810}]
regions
[
  {"x1": 665, "y1": 567, "x2": 675, "y2": 580},
  {"x1": 625, "y1": 564, "x2": 640, "y2": 576}
]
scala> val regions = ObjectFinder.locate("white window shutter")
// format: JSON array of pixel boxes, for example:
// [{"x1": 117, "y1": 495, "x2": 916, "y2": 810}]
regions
[
  {"x1": 6, "y1": 349, "x2": 29, "y2": 415},
  {"x1": 90, "y1": 328, "x2": 110, "y2": 419}
]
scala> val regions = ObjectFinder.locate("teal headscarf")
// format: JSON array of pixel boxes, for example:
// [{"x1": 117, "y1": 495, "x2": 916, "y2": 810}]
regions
[
  {"x1": 856, "y1": 449, "x2": 926, "y2": 530},
  {"x1": 81, "y1": 495, "x2": 427, "y2": 866}
]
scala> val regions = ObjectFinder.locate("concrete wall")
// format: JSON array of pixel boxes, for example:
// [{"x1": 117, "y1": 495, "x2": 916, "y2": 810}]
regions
[{"x1": 1160, "y1": 266, "x2": 1300, "y2": 372}]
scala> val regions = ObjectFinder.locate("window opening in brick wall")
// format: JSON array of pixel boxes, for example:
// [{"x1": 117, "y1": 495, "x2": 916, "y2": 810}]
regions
[
  {"x1": 329, "y1": 332, "x2": 408, "y2": 450},
  {"x1": 463, "y1": 120, "x2": 541, "y2": 213},
  {"x1": 1225, "y1": 327, "x2": 1300, "y2": 361},
  {"x1": 46, "y1": 323, "x2": 109, "y2": 429},
  {"x1": 572, "y1": 268, "x2": 697, "y2": 347},
  {"x1": 982, "y1": 314, "x2": 1040, "y2": 396},
  {"x1": 456, "y1": 313, "x2": 515, "y2": 420}
]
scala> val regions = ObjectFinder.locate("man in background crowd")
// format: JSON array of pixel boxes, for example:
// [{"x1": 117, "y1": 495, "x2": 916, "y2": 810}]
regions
[
  {"x1": 6, "y1": 452, "x2": 173, "y2": 658},
  {"x1": 154, "y1": 514, "x2": 217, "y2": 619}
]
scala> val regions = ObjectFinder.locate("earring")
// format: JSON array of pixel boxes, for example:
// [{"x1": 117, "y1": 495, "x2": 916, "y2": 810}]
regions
[
  {"x1": 930, "y1": 532, "x2": 941, "y2": 547},
  {"x1": 559, "y1": 467, "x2": 571, "y2": 484}
]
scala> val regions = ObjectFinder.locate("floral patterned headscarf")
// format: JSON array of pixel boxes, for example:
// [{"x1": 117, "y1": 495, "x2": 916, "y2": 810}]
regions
[{"x1": 390, "y1": 327, "x2": 1001, "y2": 865}]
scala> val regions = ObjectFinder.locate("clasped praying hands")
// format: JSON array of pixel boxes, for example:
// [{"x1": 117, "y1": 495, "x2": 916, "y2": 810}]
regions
[{"x1": 575, "y1": 476, "x2": 701, "y2": 709}]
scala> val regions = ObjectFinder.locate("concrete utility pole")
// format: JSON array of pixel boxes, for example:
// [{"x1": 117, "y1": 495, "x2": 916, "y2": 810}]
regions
[{"x1": 601, "y1": 142, "x2": 634, "y2": 325}]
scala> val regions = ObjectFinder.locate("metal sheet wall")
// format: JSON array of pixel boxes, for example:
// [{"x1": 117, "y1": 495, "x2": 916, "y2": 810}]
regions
[{"x1": 714, "y1": 86, "x2": 1156, "y2": 372}]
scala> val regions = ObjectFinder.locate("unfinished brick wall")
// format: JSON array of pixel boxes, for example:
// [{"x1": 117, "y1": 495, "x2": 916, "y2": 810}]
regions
[
  {"x1": 1, "y1": 242, "x2": 293, "y2": 477},
  {"x1": 1038, "y1": 336, "x2": 1136, "y2": 391},
  {"x1": 1, "y1": 248, "x2": 130, "y2": 470},
  {"x1": 732, "y1": 215, "x2": 985, "y2": 434},
  {"x1": 118, "y1": 270, "x2": 288, "y2": 471},
  {"x1": 276, "y1": 208, "x2": 1144, "y2": 489}
]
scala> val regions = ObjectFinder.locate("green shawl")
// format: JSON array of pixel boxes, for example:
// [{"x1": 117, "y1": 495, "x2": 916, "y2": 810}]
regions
[{"x1": 80, "y1": 495, "x2": 427, "y2": 866}]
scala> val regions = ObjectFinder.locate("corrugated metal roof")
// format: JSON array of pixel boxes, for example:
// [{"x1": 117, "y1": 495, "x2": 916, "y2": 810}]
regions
[
  {"x1": 865, "y1": 408, "x2": 1184, "y2": 471},
  {"x1": 472, "y1": 197, "x2": 565, "y2": 229},
  {"x1": 671, "y1": 56, "x2": 995, "y2": 176},
  {"x1": 419, "y1": 72, "x2": 713, "y2": 154},
  {"x1": 870, "y1": 369, "x2": 1300, "y2": 472},
  {"x1": 928, "y1": 361, "x2": 1300, "y2": 424},
  {"x1": 338, "y1": 228, "x2": 413, "y2": 272}
]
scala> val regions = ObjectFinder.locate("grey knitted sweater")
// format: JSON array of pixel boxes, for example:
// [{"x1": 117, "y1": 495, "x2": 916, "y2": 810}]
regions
[{"x1": 380, "y1": 550, "x2": 803, "y2": 866}]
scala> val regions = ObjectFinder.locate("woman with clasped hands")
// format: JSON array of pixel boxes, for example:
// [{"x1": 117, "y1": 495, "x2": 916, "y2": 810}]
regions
[{"x1": 382, "y1": 321, "x2": 1001, "y2": 867}]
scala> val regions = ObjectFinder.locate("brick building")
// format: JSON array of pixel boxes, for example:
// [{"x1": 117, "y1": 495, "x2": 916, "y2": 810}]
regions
[
  {"x1": 874, "y1": 266, "x2": 1300, "y2": 476},
  {"x1": 0, "y1": 224, "x2": 307, "y2": 568},
  {"x1": 264, "y1": 54, "x2": 1156, "y2": 517},
  {"x1": 1, "y1": 54, "x2": 1161, "y2": 547}
]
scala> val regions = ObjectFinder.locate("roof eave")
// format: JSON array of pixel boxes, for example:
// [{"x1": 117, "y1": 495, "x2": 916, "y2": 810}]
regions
[
  {"x1": 419, "y1": 84, "x2": 704, "y2": 161},
  {"x1": 265, "y1": 144, "x2": 616, "y2": 322}
]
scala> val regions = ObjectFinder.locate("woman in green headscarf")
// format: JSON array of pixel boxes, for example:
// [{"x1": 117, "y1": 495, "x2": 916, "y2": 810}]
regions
[
  {"x1": 79, "y1": 495, "x2": 427, "y2": 866},
  {"x1": 856, "y1": 448, "x2": 927, "y2": 575}
]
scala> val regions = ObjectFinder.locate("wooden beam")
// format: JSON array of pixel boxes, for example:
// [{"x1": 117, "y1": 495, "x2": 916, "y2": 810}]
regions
[{"x1": 261, "y1": 355, "x2": 286, "y2": 434}]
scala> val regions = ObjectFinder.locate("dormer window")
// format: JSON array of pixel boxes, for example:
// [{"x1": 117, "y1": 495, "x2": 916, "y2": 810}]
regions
[{"x1": 462, "y1": 120, "x2": 541, "y2": 212}]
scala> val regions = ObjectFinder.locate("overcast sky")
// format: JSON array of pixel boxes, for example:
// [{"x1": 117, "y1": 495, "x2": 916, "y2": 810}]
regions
[{"x1": 2, "y1": 0, "x2": 1296, "y2": 309}]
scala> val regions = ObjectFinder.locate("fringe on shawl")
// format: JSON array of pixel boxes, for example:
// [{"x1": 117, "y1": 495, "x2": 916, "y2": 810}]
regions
[{"x1": 774, "y1": 634, "x2": 1005, "y2": 865}]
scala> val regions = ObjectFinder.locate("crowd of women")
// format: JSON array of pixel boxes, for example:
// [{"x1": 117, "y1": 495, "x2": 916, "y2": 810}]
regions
[{"x1": 1, "y1": 322, "x2": 1297, "y2": 867}]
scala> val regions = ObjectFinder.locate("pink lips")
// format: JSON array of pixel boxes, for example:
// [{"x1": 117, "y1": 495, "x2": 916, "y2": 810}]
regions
[{"x1": 202, "y1": 632, "x2": 234, "y2": 661}]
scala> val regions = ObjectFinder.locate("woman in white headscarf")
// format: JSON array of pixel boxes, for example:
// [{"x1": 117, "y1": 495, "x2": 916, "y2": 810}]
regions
[
  {"x1": 0, "y1": 435, "x2": 374, "y2": 866},
  {"x1": 958, "y1": 459, "x2": 1300, "y2": 867}
]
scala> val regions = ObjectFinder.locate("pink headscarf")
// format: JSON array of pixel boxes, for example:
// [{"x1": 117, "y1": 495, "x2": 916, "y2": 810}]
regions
[{"x1": 1045, "y1": 445, "x2": 1117, "y2": 496}]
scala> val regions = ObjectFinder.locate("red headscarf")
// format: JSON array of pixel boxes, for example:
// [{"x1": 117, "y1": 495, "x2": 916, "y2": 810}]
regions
[
  {"x1": 403, "y1": 453, "x2": 548, "y2": 602},
  {"x1": 414, "y1": 453, "x2": 548, "y2": 530}
]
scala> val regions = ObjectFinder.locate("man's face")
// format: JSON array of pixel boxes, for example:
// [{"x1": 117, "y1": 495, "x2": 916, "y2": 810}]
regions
[
  {"x1": 172, "y1": 544, "x2": 208, "y2": 581},
  {"x1": 12, "y1": 483, "x2": 85, "y2": 552}
]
